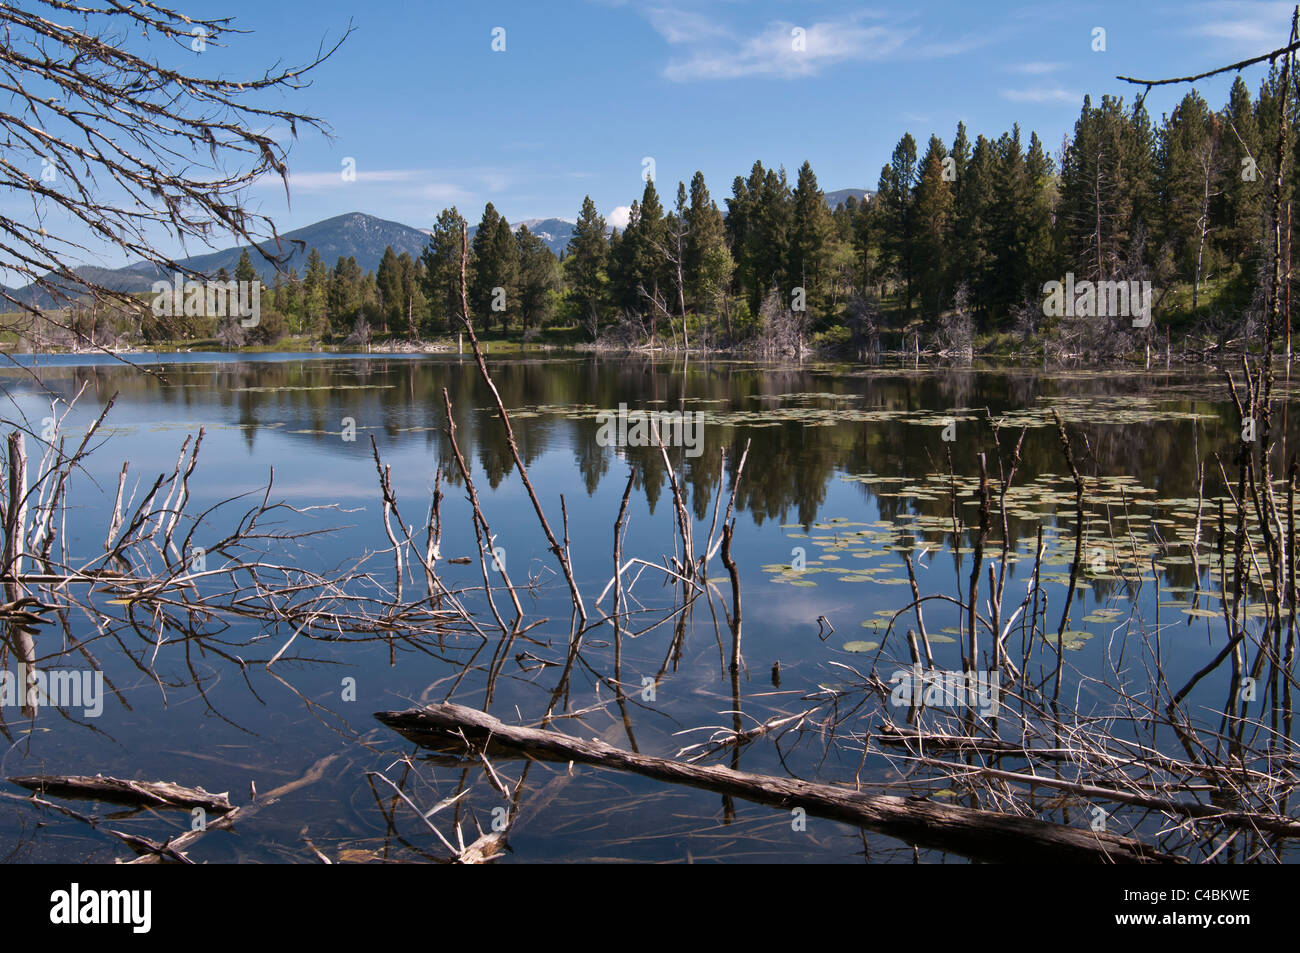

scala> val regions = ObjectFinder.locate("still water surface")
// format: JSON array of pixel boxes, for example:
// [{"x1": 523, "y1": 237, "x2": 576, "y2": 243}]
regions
[{"x1": 0, "y1": 352, "x2": 1287, "y2": 862}]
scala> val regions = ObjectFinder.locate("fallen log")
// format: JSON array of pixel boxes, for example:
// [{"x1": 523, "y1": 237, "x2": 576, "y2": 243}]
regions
[
  {"x1": 9, "y1": 774, "x2": 232, "y2": 813},
  {"x1": 128, "y1": 751, "x2": 342, "y2": 864},
  {"x1": 457, "y1": 721, "x2": 631, "y2": 863},
  {"x1": 376, "y1": 703, "x2": 1181, "y2": 864}
]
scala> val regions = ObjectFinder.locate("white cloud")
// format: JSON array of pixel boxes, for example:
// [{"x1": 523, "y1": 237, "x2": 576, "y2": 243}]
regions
[
  {"x1": 1002, "y1": 87, "x2": 1079, "y2": 104},
  {"x1": 650, "y1": 9, "x2": 914, "y2": 81},
  {"x1": 253, "y1": 166, "x2": 512, "y2": 208},
  {"x1": 608, "y1": 205, "x2": 632, "y2": 230},
  {"x1": 913, "y1": 32, "x2": 1002, "y2": 58},
  {"x1": 259, "y1": 168, "x2": 423, "y2": 191},
  {"x1": 1011, "y1": 61, "x2": 1063, "y2": 75},
  {"x1": 1188, "y1": 1, "x2": 1294, "y2": 52},
  {"x1": 647, "y1": 7, "x2": 730, "y2": 46},
  {"x1": 418, "y1": 183, "x2": 473, "y2": 203}
]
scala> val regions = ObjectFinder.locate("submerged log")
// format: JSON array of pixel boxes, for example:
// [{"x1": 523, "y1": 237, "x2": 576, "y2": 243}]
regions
[
  {"x1": 376, "y1": 703, "x2": 1180, "y2": 864},
  {"x1": 128, "y1": 751, "x2": 343, "y2": 864},
  {"x1": 9, "y1": 774, "x2": 233, "y2": 813}
]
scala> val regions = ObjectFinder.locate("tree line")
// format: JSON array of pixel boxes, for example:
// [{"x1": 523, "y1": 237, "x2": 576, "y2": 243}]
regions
[{"x1": 132, "y1": 68, "x2": 1296, "y2": 356}]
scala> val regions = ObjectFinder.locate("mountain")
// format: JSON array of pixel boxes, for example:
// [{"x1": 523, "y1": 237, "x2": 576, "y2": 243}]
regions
[
  {"x1": 170, "y1": 212, "x2": 429, "y2": 285},
  {"x1": 10, "y1": 212, "x2": 429, "y2": 307},
  {"x1": 515, "y1": 218, "x2": 576, "y2": 256},
  {"x1": 464, "y1": 217, "x2": 574, "y2": 257},
  {"x1": 824, "y1": 188, "x2": 872, "y2": 209}
]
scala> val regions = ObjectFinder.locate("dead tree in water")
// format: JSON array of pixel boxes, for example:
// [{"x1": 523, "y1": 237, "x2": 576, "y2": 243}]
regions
[{"x1": 377, "y1": 702, "x2": 1177, "y2": 863}]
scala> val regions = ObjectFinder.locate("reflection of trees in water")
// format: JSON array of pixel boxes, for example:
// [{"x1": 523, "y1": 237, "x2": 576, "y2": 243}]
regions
[{"x1": 9, "y1": 360, "x2": 1293, "y2": 581}]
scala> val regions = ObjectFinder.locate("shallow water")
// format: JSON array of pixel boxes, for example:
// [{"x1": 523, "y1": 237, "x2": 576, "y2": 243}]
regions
[{"x1": 0, "y1": 352, "x2": 1292, "y2": 863}]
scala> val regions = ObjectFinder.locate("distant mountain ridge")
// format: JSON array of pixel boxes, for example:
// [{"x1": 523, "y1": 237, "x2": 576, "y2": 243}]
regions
[
  {"x1": 10, "y1": 193, "x2": 869, "y2": 306},
  {"x1": 824, "y1": 188, "x2": 872, "y2": 208},
  {"x1": 10, "y1": 212, "x2": 430, "y2": 308},
  {"x1": 507, "y1": 218, "x2": 577, "y2": 254}
]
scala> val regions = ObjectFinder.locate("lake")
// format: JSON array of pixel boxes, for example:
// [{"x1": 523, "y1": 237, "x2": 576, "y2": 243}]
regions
[{"x1": 0, "y1": 351, "x2": 1292, "y2": 863}]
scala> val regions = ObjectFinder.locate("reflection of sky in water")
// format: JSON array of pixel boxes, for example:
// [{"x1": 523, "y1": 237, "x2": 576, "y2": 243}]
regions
[{"x1": 0, "y1": 354, "x2": 1285, "y2": 862}]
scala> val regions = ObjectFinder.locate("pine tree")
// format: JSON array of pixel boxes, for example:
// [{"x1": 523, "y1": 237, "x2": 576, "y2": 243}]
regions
[
  {"x1": 954, "y1": 135, "x2": 996, "y2": 318},
  {"x1": 724, "y1": 165, "x2": 759, "y2": 307},
  {"x1": 281, "y1": 267, "x2": 303, "y2": 332},
  {"x1": 1060, "y1": 96, "x2": 1113, "y2": 279},
  {"x1": 850, "y1": 195, "x2": 876, "y2": 293},
  {"x1": 726, "y1": 161, "x2": 792, "y2": 314},
  {"x1": 1254, "y1": 65, "x2": 1292, "y2": 307},
  {"x1": 328, "y1": 256, "x2": 363, "y2": 333},
  {"x1": 684, "y1": 171, "x2": 733, "y2": 326},
  {"x1": 516, "y1": 225, "x2": 559, "y2": 336},
  {"x1": 234, "y1": 248, "x2": 258, "y2": 286},
  {"x1": 420, "y1": 207, "x2": 469, "y2": 332},
  {"x1": 396, "y1": 252, "x2": 425, "y2": 340},
  {"x1": 788, "y1": 160, "x2": 831, "y2": 318},
  {"x1": 912, "y1": 135, "x2": 953, "y2": 321},
  {"x1": 947, "y1": 123, "x2": 973, "y2": 298},
  {"x1": 633, "y1": 179, "x2": 669, "y2": 342},
  {"x1": 950, "y1": 122, "x2": 971, "y2": 209},
  {"x1": 666, "y1": 182, "x2": 691, "y2": 346},
  {"x1": 1060, "y1": 95, "x2": 1154, "y2": 281},
  {"x1": 303, "y1": 249, "x2": 329, "y2": 341},
  {"x1": 469, "y1": 203, "x2": 518, "y2": 331},
  {"x1": 877, "y1": 133, "x2": 919, "y2": 316},
  {"x1": 608, "y1": 199, "x2": 641, "y2": 315},
  {"x1": 1024, "y1": 131, "x2": 1058, "y2": 290},
  {"x1": 986, "y1": 126, "x2": 1032, "y2": 323},
  {"x1": 375, "y1": 245, "x2": 402, "y2": 336},
  {"x1": 566, "y1": 195, "x2": 609, "y2": 339},
  {"x1": 1220, "y1": 77, "x2": 1264, "y2": 274},
  {"x1": 740, "y1": 164, "x2": 792, "y2": 314},
  {"x1": 1158, "y1": 91, "x2": 1223, "y2": 311}
]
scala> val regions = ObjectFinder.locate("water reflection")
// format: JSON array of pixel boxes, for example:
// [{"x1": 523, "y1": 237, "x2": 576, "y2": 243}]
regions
[{"x1": 0, "y1": 353, "x2": 1294, "y2": 863}]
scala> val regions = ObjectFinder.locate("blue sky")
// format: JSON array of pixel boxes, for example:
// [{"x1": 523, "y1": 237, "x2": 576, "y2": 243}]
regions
[{"x1": 16, "y1": 1, "x2": 1300, "y2": 267}]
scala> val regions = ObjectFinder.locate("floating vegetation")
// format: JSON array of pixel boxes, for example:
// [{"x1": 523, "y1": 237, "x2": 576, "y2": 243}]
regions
[
  {"x1": 233, "y1": 384, "x2": 394, "y2": 393},
  {"x1": 1058, "y1": 630, "x2": 1094, "y2": 650}
]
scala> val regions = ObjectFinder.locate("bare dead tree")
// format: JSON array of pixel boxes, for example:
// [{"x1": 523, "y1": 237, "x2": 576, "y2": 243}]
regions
[
  {"x1": 1192, "y1": 114, "x2": 1224, "y2": 316},
  {"x1": 0, "y1": 1, "x2": 349, "y2": 351}
]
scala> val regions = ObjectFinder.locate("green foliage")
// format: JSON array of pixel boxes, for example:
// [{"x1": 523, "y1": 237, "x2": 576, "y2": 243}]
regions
[
  {"x1": 376, "y1": 245, "x2": 402, "y2": 334},
  {"x1": 420, "y1": 206, "x2": 468, "y2": 333},
  {"x1": 566, "y1": 195, "x2": 609, "y2": 339},
  {"x1": 516, "y1": 225, "x2": 560, "y2": 333},
  {"x1": 469, "y1": 203, "x2": 518, "y2": 331},
  {"x1": 247, "y1": 308, "x2": 288, "y2": 345}
]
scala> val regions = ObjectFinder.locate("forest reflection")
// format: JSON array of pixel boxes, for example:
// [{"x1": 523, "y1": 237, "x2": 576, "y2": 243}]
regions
[{"x1": 9, "y1": 354, "x2": 1277, "y2": 575}]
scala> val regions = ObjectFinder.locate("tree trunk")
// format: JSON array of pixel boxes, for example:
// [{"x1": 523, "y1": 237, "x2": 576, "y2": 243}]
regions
[{"x1": 377, "y1": 703, "x2": 1179, "y2": 864}]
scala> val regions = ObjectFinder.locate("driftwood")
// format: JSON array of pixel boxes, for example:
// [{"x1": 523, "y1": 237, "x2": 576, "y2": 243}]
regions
[
  {"x1": 0, "y1": 789, "x2": 195, "y2": 862},
  {"x1": 874, "y1": 723, "x2": 1032, "y2": 754},
  {"x1": 376, "y1": 703, "x2": 1180, "y2": 864},
  {"x1": 9, "y1": 774, "x2": 232, "y2": 813},
  {"x1": 127, "y1": 752, "x2": 342, "y2": 864}
]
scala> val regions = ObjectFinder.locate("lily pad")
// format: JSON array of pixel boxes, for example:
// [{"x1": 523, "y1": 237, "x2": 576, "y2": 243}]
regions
[{"x1": 842, "y1": 641, "x2": 880, "y2": 653}]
